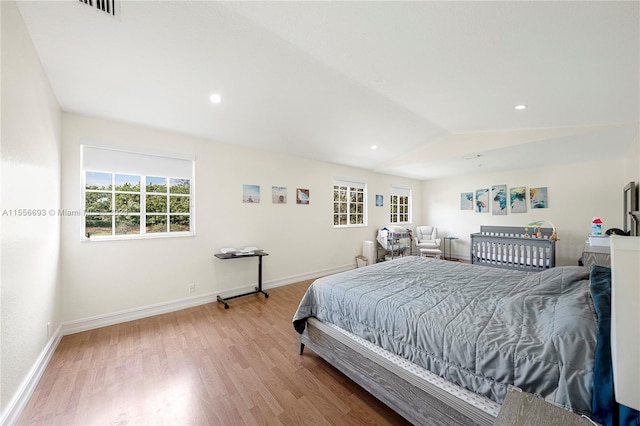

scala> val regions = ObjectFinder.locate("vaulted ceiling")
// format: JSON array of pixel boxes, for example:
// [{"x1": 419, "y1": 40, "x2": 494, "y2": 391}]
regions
[{"x1": 16, "y1": 1, "x2": 639, "y2": 179}]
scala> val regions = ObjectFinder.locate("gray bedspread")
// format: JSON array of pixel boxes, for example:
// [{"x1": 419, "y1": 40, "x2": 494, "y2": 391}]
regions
[{"x1": 293, "y1": 256, "x2": 597, "y2": 415}]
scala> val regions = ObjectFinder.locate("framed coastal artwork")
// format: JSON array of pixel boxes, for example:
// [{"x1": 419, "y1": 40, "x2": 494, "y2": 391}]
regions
[
  {"x1": 510, "y1": 186, "x2": 527, "y2": 213},
  {"x1": 272, "y1": 186, "x2": 287, "y2": 204},
  {"x1": 376, "y1": 194, "x2": 384, "y2": 207},
  {"x1": 491, "y1": 184, "x2": 507, "y2": 215},
  {"x1": 530, "y1": 187, "x2": 548, "y2": 209},
  {"x1": 296, "y1": 188, "x2": 310, "y2": 204},
  {"x1": 460, "y1": 192, "x2": 473, "y2": 210},
  {"x1": 242, "y1": 184, "x2": 260, "y2": 203},
  {"x1": 475, "y1": 188, "x2": 489, "y2": 213}
]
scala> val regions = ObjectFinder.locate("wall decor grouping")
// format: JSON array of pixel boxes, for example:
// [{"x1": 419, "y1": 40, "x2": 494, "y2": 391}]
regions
[
  {"x1": 460, "y1": 186, "x2": 548, "y2": 214},
  {"x1": 243, "y1": 184, "x2": 310, "y2": 204}
]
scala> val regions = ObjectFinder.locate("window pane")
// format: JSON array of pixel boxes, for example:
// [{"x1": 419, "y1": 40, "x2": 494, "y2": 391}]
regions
[
  {"x1": 170, "y1": 196, "x2": 190, "y2": 213},
  {"x1": 85, "y1": 215, "x2": 112, "y2": 236},
  {"x1": 339, "y1": 215, "x2": 347, "y2": 225},
  {"x1": 86, "y1": 172, "x2": 112, "y2": 190},
  {"x1": 170, "y1": 178, "x2": 190, "y2": 194},
  {"x1": 146, "y1": 215, "x2": 167, "y2": 233},
  {"x1": 115, "y1": 174, "x2": 140, "y2": 192},
  {"x1": 146, "y1": 195, "x2": 167, "y2": 213},
  {"x1": 170, "y1": 215, "x2": 190, "y2": 232},
  {"x1": 115, "y1": 215, "x2": 140, "y2": 235},
  {"x1": 85, "y1": 192, "x2": 112, "y2": 213},
  {"x1": 115, "y1": 194, "x2": 140, "y2": 213},
  {"x1": 147, "y1": 176, "x2": 167, "y2": 193}
]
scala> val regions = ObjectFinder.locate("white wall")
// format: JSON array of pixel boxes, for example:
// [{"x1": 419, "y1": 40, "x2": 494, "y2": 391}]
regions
[
  {"x1": 422, "y1": 158, "x2": 628, "y2": 266},
  {"x1": 60, "y1": 113, "x2": 422, "y2": 322},
  {"x1": 624, "y1": 128, "x2": 639, "y2": 184},
  {"x1": 0, "y1": 0, "x2": 62, "y2": 418}
]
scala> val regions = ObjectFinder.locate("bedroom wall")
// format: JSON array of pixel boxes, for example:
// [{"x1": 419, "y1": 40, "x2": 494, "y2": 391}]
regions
[
  {"x1": 624, "y1": 127, "x2": 639, "y2": 183},
  {"x1": 0, "y1": 0, "x2": 63, "y2": 419},
  {"x1": 421, "y1": 158, "x2": 627, "y2": 266},
  {"x1": 60, "y1": 113, "x2": 421, "y2": 322}
]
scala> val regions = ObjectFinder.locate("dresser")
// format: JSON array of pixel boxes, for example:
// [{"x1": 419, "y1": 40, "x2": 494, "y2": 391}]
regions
[{"x1": 579, "y1": 244, "x2": 611, "y2": 268}]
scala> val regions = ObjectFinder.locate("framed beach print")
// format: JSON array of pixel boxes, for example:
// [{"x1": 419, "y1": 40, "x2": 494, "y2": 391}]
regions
[
  {"x1": 272, "y1": 186, "x2": 287, "y2": 204},
  {"x1": 243, "y1": 184, "x2": 260, "y2": 203},
  {"x1": 376, "y1": 194, "x2": 383, "y2": 207},
  {"x1": 296, "y1": 188, "x2": 309, "y2": 204}
]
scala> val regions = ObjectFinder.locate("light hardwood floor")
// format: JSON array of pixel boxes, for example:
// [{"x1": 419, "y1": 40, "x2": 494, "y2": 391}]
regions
[{"x1": 18, "y1": 280, "x2": 410, "y2": 425}]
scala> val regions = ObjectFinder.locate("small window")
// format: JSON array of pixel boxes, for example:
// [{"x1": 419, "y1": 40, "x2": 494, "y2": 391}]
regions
[
  {"x1": 390, "y1": 186, "x2": 411, "y2": 224},
  {"x1": 82, "y1": 146, "x2": 194, "y2": 240},
  {"x1": 334, "y1": 178, "x2": 367, "y2": 227}
]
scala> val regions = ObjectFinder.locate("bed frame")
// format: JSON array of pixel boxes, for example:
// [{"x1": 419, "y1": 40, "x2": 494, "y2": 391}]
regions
[
  {"x1": 470, "y1": 225, "x2": 556, "y2": 271},
  {"x1": 298, "y1": 318, "x2": 497, "y2": 426}
]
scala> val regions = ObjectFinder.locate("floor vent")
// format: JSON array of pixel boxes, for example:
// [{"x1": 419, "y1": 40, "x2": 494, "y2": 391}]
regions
[{"x1": 78, "y1": 0, "x2": 119, "y2": 18}]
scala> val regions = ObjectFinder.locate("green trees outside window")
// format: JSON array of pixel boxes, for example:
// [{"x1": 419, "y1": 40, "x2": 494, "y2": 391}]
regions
[
  {"x1": 333, "y1": 184, "x2": 365, "y2": 226},
  {"x1": 84, "y1": 172, "x2": 191, "y2": 238}
]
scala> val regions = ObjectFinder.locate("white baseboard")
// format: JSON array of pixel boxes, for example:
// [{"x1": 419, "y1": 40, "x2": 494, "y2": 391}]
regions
[
  {"x1": 1, "y1": 263, "x2": 353, "y2": 425},
  {"x1": 0, "y1": 324, "x2": 63, "y2": 426},
  {"x1": 63, "y1": 262, "x2": 354, "y2": 335}
]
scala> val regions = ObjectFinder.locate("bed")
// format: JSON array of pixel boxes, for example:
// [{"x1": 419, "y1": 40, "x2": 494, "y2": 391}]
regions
[
  {"x1": 470, "y1": 225, "x2": 556, "y2": 271},
  {"x1": 293, "y1": 256, "x2": 608, "y2": 425}
]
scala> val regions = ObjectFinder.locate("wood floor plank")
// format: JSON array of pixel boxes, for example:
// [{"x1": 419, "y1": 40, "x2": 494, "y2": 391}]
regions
[{"x1": 18, "y1": 281, "x2": 410, "y2": 425}]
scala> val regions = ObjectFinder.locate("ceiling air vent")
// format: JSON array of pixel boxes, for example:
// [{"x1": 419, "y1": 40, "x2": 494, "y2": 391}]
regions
[{"x1": 78, "y1": 0, "x2": 119, "y2": 18}]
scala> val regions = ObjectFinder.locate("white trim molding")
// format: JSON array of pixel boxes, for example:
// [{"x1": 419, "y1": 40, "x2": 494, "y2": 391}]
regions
[{"x1": 0, "y1": 325, "x2": 63, "y2": 426}]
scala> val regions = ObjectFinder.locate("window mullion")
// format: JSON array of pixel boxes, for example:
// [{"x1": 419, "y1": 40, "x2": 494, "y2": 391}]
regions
[
  {"x1": 111, "y1": 173, "x2": 116, "y2": 236},
  {"x1": 140, "y1": 176, "x2": 147, "y2": 234}
]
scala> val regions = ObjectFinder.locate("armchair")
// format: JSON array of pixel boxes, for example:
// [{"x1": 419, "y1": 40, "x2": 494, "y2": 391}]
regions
[{"x1": 415, "y1": 226, "x2": 442, "y2": 259}]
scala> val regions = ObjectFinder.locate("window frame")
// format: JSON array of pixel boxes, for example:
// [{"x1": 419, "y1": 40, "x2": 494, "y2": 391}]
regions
[
  {"x1": 333, "y1": 178, "x2": 368, "y2": 228},
  {"x1": 81, "y1": 146, "x2": 195, "y2": 241},
  {"x1": 389, "y1": 186, "x2": 412, "y2": 224}
]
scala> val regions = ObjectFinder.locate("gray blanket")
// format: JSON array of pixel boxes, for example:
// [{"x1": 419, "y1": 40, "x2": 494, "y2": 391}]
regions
[{"x1": 293, "y1": 256, "x2": 596, "y2": 415}]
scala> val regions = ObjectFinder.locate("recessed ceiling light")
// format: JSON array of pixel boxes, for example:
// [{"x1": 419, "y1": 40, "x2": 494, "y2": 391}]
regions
[
  {"x1": 514, "y1": 104, "x2": 527, "y2": 110},
  {"x1": 210, "y1": 93, "x2": 222, "y2": 104},
  {"x1": 370, "y1": 145, "x2": 378, "y2": 150}
]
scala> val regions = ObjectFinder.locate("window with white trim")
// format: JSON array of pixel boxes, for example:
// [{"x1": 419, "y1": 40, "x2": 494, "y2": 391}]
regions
[
  {"x1": 82, "y1": 146, "x2": 194, "y2": 240},
  {"x1": 390, "y1": 186, "x2": 411, "y2": 224},
  {"x1": 333, "y1": 178, "x2": 367, "y2": 227}
]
